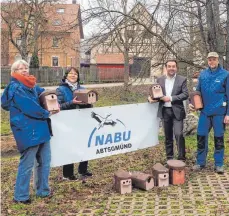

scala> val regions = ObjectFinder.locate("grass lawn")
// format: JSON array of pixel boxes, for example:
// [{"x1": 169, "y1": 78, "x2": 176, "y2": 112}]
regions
[{"x1": 1, "y1": 85, "x2": 229, "y2": 215}]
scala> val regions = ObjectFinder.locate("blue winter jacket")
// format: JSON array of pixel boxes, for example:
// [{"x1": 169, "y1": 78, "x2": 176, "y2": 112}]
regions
[
  {"x1": 56, "y1": 80, "x2": 92, "y2": 110},
  {"x1": 1, "y1": 78, "x2": 51, "y2": 152},
  {"x1": 196, "y1": 65, "x2": 229, "y2": 116}
]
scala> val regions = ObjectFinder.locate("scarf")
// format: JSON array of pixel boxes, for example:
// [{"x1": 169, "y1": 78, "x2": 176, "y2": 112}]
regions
[
  {"x1": 65, "y1": 79, "x2": 79, "y2": 91},
  {"x1": 11, "y1": 73, "x2": 36, "y2": 88}
]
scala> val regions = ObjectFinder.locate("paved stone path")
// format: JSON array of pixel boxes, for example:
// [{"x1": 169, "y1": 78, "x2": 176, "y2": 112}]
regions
[{"x1": 77, "y1": 171, "x2": 229, "y2": 216}]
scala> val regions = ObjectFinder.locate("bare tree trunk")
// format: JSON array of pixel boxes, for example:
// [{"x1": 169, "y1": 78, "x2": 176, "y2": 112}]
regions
[
  {"x1": 33, "y1": 0, "x2": 39, "y2": 55},
  {"x1": 206, "y1": 0, "x2": 215, "y2": 51},
  {"x1": 19, "y1": 8, "x2": 28, "y2": 60},
  {"x1": 195, "y1": 0, "x2": 209, "y2": 56},
  {"x1": 188, "y1": 5, "x2": 195, "y2": 90},
  {"x1": 213, "y1": 0, "x2": 224, "y2": 63},
  {"x1": 122, "y1": 0, "x2": 129, "y2": 90},
  {"x1": 206, "y1": 0, "x2": 224, "y2": 63},
  {"x1": 21, "y1": 33, "x2": 28, "y2": 60}
]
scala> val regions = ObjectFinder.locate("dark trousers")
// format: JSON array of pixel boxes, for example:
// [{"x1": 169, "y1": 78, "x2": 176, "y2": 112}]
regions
[
  {"x1": 63, "y1": 161, "x2": 88, "y2": 177},
  {"x1": 196, "y1": 113, "x2": 225, "y2": 167},
  {"x1": 162, "y1": 107, "x2": 186, "y2": 161}
]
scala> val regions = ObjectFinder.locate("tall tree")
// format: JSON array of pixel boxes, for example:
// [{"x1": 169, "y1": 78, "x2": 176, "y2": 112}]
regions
[
  {"x1": 83, "y1": 0, "x2": 228, "y2": 75},
  {"x1": 1, "y1": 0, "x2": 65, "y2": 61}
]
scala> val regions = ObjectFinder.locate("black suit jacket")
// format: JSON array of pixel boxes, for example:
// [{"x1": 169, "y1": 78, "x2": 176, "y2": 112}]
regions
[{"x1": 157, "y1": 75, "x2": 189, "y2": 120}]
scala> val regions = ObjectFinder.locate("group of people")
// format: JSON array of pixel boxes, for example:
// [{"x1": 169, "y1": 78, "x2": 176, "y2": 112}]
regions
[
  {"x1": 1, "y1": 51, "x2": 229, "y2": 204},
  {"x1": 148, "y1": 52, "x2": 229, "y2": 175},
  {"x1": 1, "y1": 60, "x2": 92, "y2": 204}
]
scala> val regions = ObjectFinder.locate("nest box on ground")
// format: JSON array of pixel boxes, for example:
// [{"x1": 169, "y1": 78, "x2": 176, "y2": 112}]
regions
[
  {"x1": 152, "y1": 163, "x2": 169, "y2": 187},
  {"x1": 131, "y1": 171, "x2": 154, "y2": 191},
  {"x1": 167, "y1": 159, "x2": 186, "y2": 185},
  {"x1": 114, "y1": 170, "x2": 132, "y2": 194}
]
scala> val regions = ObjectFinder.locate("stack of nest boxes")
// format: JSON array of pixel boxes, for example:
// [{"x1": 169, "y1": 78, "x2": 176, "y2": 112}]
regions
[
  {"x1": 114, "y1": 160, "x2": 186, "y2": 194},
  {"x1": 114, "y1": 171, "x2": 154, "y2": 194},
  {"x1": 152, "y1": 160, "x2": 186, "y2": 187}
]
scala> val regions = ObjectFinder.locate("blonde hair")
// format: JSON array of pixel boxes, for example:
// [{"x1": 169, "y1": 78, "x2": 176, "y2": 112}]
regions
[{"x1": 11, "y1": 59, "x2": 29, "y2": 75}]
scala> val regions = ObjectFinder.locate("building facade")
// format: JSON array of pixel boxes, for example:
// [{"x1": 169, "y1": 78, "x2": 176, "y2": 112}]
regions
[
  {"x1": 84, "y1": 3, "x2": 176, "y2": 78},
  {"x1": 1, "y1": 2, "x2": 83, "y2": 68}
]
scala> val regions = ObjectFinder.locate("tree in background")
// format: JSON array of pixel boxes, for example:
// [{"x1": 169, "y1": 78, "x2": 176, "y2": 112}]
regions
[
  {"x1": 29, "y1": 53, "x2": 39, "y2": 68},
  {"x1": 1, "y1": 0, "x2": 67, "y2": 62},
  {"x1": 82, "y1": 0, "x2": 229, "y2": 75},
  {"x1": 82, "y1": 0, "x2": 177, "y2": 88}
]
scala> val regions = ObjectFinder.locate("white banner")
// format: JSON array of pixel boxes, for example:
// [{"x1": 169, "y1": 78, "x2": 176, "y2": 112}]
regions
[{"x1": 50, "y1": 103, "x2": 159, "y2": 167}]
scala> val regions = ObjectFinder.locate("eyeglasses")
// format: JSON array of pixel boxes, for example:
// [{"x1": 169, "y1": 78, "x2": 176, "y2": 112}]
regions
[
  {"x1": 16, "y1": 67, "x2": 29, "y2": 71},
  {"x1": 68, "y1": 73, "x2": 78, "y2": 76}
]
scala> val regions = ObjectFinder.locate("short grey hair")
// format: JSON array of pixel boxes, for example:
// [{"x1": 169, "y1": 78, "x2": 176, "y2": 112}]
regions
[{"x1": 11, "y1": 59, "x2": 29, "y2": 74}]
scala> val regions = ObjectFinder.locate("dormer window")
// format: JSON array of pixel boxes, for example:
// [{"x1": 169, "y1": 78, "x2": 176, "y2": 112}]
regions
[
  {"x1": 56, "y1": 8, "x2": 64, "y2": 13},
  {"x1": 52, "y1": 37, "x2": 59, "y2": 47}
]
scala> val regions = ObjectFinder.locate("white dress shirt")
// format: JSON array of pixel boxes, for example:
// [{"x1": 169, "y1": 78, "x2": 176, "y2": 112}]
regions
[{"x1": 164, "y1": 74, "x2": 176, "y2": 107}]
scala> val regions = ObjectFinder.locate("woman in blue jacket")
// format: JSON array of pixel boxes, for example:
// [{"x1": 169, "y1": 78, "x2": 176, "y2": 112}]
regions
[
  {"x1": 1, "y1": 60, "x2": 59, "y2": 204},
  {"x1": 56, "y1": 67, "x2": 92, "y2": 180}
]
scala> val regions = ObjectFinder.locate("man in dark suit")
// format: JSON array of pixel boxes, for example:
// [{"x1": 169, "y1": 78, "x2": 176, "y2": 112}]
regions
[{"x1": 148, "y1": 60, "x2": 189, "y2": 161}]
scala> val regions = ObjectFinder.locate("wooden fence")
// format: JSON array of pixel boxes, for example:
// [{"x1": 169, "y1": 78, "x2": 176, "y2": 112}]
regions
[{"x1": 1, "y1": 66, "x2": 127, "y2": 86}]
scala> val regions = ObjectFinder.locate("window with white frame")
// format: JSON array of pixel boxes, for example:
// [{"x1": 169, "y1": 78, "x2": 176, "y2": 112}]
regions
[
  {"x1": 16, "y1": 20, "x2": 23, "y2": 28},
  {"x1": 56, "y1": 8, "x2": 65, "y2": 13},
  {"x1": 52, "y1": 20, "x2": 62, "y2": 26},
  {"x1": 14, "y1": 54, "x2": 22, "y2": 61},
  {"x1": 52, "y1": 37, "x2": 59, "y2": 47},
  {"x1": 16, "y1": 38, "x2": 21, "y2": 46},
  {"x1": 52, "y1": 56, "x2": 59, "y2": 66},
  {"x1": 27, "y1": 54, "x2": 32, "y2": 65}
]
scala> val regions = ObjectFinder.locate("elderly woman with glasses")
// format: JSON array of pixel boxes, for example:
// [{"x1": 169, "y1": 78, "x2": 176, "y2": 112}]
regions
[{"x1": 1, "y1": 59, "x2": 59, "y2": 204}]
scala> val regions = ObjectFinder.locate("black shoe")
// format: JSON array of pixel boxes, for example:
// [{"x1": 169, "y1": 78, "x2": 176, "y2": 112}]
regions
[
  {"x1": 80, "y1": 171, "x2": 93, "y2": 177},
  {"x1": 13, "y1": 198, "x2": 31, "y2": 204},
  {"x1": 63, "y1": 175, "x2": 78, "y2": 181}
]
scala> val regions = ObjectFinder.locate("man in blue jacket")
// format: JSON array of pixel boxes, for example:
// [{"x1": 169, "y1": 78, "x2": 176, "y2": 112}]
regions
[{"x1": 189, "y1": 52, "x2": 229, "y2": 174}]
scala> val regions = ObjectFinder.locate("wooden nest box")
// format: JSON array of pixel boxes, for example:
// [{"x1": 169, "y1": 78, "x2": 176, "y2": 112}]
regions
[
  {"x1": 131, "y1": 171, "x2": 154, "y2": 191},
  {"x1": 190, "y1": 91, "x2": 203, "y2": 110},
  {"x1": 114, "y1": 170, "x2": 132, "y2": 194},
  {"x1": 167, "y1": 159, "x2": 186, "y2": 185},
  {"x1": 73, "y1": 89, "x2": 98, "y2": 104},
  {"x1": 149, "y1": 84, "x2": 164, "y2": 100},
  {"x1": 39, "y1": 90, "x2": 59, "y2": 112},
  {"x1": 152, "y1": 163, "x2": 169, "y2": 187}
]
